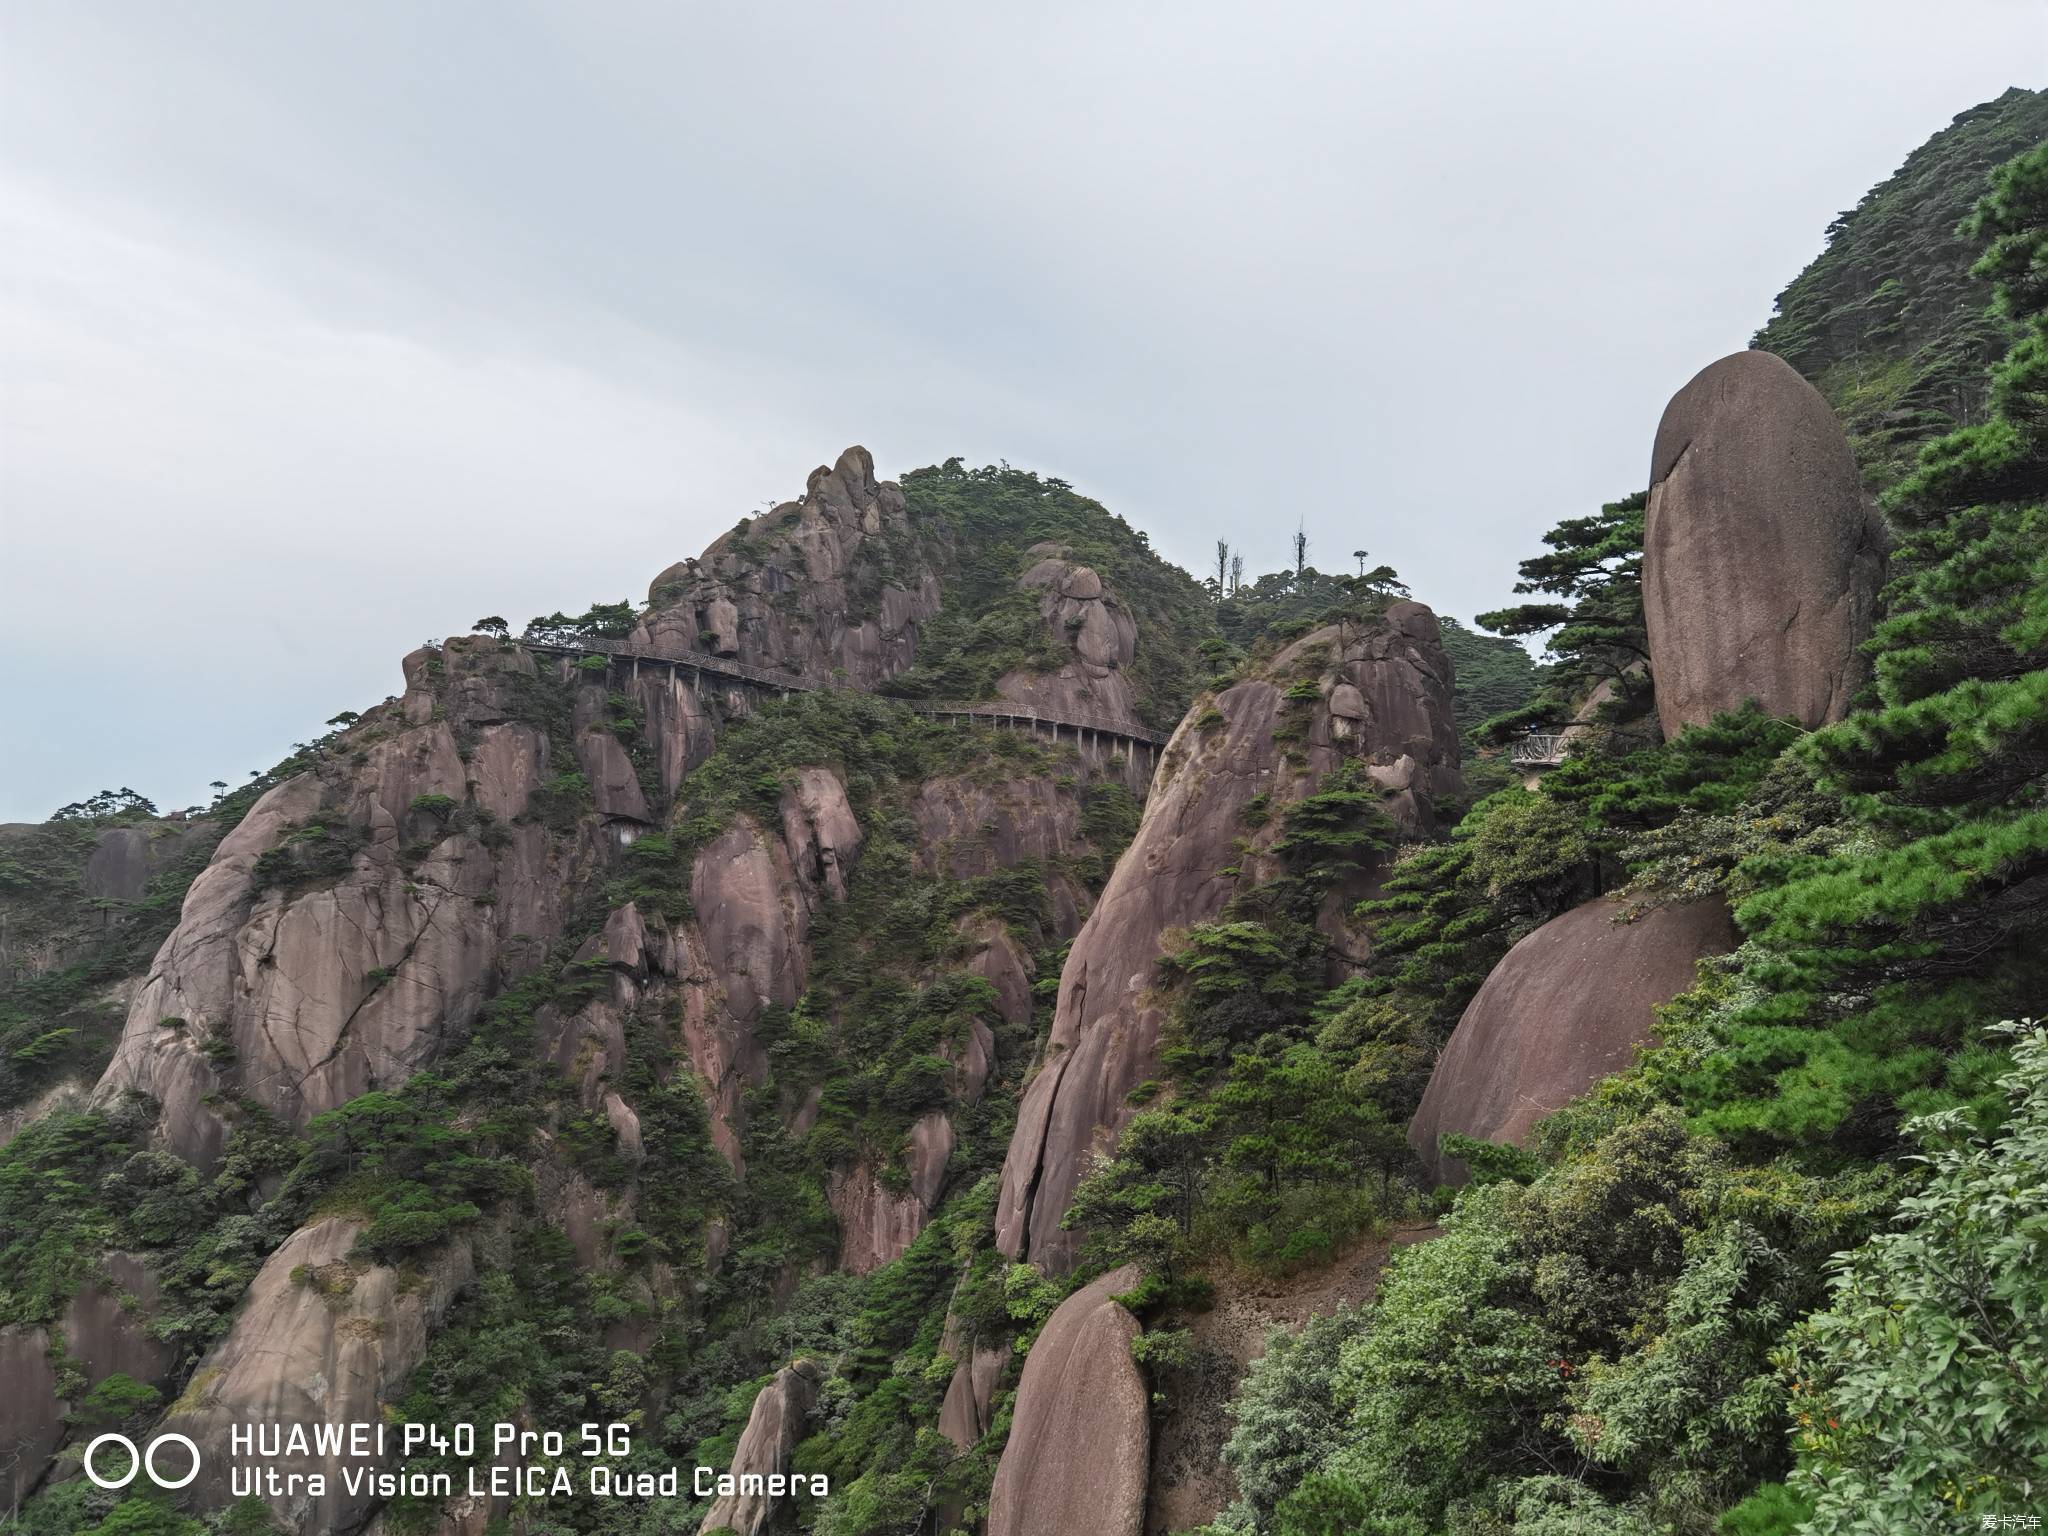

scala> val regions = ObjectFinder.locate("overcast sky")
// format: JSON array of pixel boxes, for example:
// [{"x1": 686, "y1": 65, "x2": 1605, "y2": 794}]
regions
[{"x1": 0, "y1": 3, "x2": 2036, "y2": 821}]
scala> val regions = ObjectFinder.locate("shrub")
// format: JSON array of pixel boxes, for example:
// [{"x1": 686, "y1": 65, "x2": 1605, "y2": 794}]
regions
[{"x1": 1779, "y1": 1022, "x2": 2048, "y2": 1526}]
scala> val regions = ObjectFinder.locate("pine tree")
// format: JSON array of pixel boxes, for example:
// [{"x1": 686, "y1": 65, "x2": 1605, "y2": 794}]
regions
[
  {"x1": 1474, "y1": 492, "x2": 1651, "y2": 741},
  {"x1": 1691, "y1": 144, "x2": 2048, "y2": 1146}
]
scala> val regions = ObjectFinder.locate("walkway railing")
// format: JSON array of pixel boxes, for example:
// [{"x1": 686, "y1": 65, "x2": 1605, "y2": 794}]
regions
[
  {"x1": 519, "y1": 632, "x2": 1171, "y2": 749},
  {"x1": 1510, "y1": 732, "x2": 1569, "y2": 768}
]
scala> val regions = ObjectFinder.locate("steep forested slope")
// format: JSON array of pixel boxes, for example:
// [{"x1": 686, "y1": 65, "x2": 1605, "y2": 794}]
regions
[
  {"x1": 1179, "y1": 118, "x2": 2048, "y2": 1536},
  {"x1": 1754, "y1": 85, "x2": 2048, "y2": 486}
]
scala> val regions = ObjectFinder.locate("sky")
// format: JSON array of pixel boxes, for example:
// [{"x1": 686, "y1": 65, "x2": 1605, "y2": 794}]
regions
[{"x1": 0, "y1": 2, "x2": 2037, "y2": 821}]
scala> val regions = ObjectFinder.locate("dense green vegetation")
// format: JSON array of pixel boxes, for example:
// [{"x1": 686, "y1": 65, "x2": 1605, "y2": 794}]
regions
[
  {"x1": 1170, "y1": 130, "x2": 2048, "y2": 1536},
  {"x1": 883, "y1": 462, "x2": 1219, "y2": 731},
  {"x1": 0, "y1": 806, "x2": 216, "y2": 1110},
  {"x1": 1472, "y1": 490, "x2": 1651, "y2": 744},
  {"x1": 1755, "y1": 87, "x2": 2048, "y2": 488},
  {"x1": 1435, "y1": 619, "x2": 1545, "y2": 741}
]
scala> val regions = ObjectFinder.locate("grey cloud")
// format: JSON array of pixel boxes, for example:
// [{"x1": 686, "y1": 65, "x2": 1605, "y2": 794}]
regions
[{"x1": 0, "y1": 0, "x2": 2029, "y2": 816}]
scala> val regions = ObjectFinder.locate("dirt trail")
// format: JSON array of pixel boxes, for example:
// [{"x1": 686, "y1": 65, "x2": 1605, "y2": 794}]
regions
[{"x1": 1144, "y1": 1221, "x2": 1439, "y2": 1533}]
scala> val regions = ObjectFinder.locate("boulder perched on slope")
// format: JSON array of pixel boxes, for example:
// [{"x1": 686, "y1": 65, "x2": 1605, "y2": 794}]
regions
[
  {"x1": 986, "y1": 1264, "x2": 1148, "y2": 1536},
  {"x1": 1642, "y1": 349, "x2": 1884, "y2": 738},
  {"x1": 1408, "y1": 897, "x2": 1736, "y2": 1185}
]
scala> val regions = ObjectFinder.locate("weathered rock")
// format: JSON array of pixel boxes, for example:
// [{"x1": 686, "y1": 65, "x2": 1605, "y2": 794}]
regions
[
  {"x1": 829, "y1": 1111, "x2": 958, "y2": 1274},
  {"x1": 911, "y1": 772, "x2": 1093, "y2": 937},
  {"x1": 1643, "y1": 350, "x2": 1885, "y2": 738},
  {"x1": 92, "y1": 641, "x2": 589, "y2": 1166},
  {"x1": 0, "y1": 1326, "x2": 59, "y2": 1510},
  {"x1": 937, "y1": 1313, "x2": 1008, "y2": 1451},
  {"x1": 911, "y1": 775, "x2": 1083, "y2": 881},
  {"x1": 163, "y1": 1215, "x2": 475, "y2": 1533},
  {"x1": 998, "y1": 548, "x2": 1145, "y2": 730},
  {"x1": 698, "y1": 1360, "x2": 823, "y2": 1536},
  {"x1": 778, "y1": 768, "x2": 862, "y2": 901},
  {"x1": 986, "y1": 1264, "x2": 1148, "y2": 1536},
  {"x1": 631, "y1": 666, "x2": 719, "y2": 797},
  {"x1": 962, "y1": 917, "x2": 1034, "y2": 1036},
  {"x1": 90, "y1": 771, "x2": 324, "y2": 1166},
  {"x1": 576, "y1": 728, "x2": 653, "y2": 825},
  {"x1": 828, "y1": 1163, "x2": 926, "y2": 1277},
  {"x1": 997, "y1": 605, "x2": 1461, "y2": 1270},
  {"x1": 467, "y1": 723, "x2": 549, "y2": 821},
  {"x1": 0, "y1": 1250, "x2": 185, "y2": 1507},
  {"x1": 1408, "y1": 896, "x2": 1738, "y2": 1184},
  {"x1": 682, "y1": 818, "x2": 810, "y2": 1166},
  {"x1": 637, "y1": 447, "x2": 940, "y2": 692},
  {"x1": 63, "y1": 1251, "x2": 179, "y2": 1397}
]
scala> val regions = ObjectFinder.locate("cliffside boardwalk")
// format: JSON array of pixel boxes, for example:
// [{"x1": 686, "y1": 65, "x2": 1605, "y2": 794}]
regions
[{"x1": 519, "y1": 630, "x2": 1172, "y2": 770}]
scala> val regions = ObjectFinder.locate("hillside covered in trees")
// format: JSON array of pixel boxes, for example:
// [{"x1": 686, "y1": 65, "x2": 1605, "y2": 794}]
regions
[{"x1": 0, "y1": 89, "x2": 2043, "y2": 1536}]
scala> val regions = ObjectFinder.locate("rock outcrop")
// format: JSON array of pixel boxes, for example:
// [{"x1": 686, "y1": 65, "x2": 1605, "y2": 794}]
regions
[
  {"x1": 986, "y1": 1264, "x2": 1149, "y2": 1536},
  {"x1": 682, "y1": 816, "x2": 810, "y2": 1168},
  {"x1": 1408, "y1": 896, "x2": 1738, "y2": 1185},
  {"x1": 0, "y1": 1251, "x2": 184, "y2": 1507},
  {"x1": 937, "y1": 1312, "x2": 1009, "y2": 1451},
  {"x1": 1642, "y1": 350, "x2": 1885, "y2": 738},
  {"x1": 90, "y1": 640, "x2": 591, "y2": 1166},
  {"x1": 698, "y1": 1359, "x2": 823, "y2": 1536},
  {"x1": 828, "y1": 1110, "x2": 956, "y2": 1275},
  {"x1": 0, "y1": 1327, "x2": 61, "y2": 1510},
  {"x1": 638, "y1": 447, "x2": 940, "y2": 691},
  {"x1": 913, "y1": 774, "x2": 1092, "y2": 936},
  {"x1": 163, "y1": 1215, "x2": 476, "y2": 1533},
  {"x1": 997, "y1": 603, "x2": 1462, "y2": 1270},
  {"x1": 997, "y1": 545, "x2": 1144, "y2": 729}
]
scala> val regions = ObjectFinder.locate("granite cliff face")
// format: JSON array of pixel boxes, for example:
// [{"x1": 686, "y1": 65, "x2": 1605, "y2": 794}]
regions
[
  {"x1": 638, "y1": 446, "x2": 941, "y2": 690},
  {"x1": 166, "y1": 1216, "x2": 477, "y2": 1534},
  {"x1": 996, "y1": 601, "x2": 1463, "y2": 1271},
  {"x1": 1643, "y1": 350, "x2": 1885, "y2": 738},
  {"x1": 697, "y1": 1360, "x2": 823, "y2": 1536},
  {"x1": 90, "y1": 641, "x2": 580, "y2": 1167}
]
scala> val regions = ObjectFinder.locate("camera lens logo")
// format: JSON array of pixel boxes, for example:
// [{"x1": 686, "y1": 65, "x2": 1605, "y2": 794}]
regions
[{"x1": 83, "y1": 1432, "x2": 201, "y2": 1491}]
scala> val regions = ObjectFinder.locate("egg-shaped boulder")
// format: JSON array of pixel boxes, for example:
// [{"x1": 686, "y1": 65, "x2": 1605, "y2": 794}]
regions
[
  {"x1": 1408, "y1": 897, "x2": 1736, "y2": 1185},
  {"x1": 1642, "y1": 350, "x2": 1884, "y2": 739}
]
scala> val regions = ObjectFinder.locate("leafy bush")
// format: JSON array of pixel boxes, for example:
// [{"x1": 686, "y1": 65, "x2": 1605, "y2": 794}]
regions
[{"x1": 1779, "y1": 1022, "x2": 2048, "y2": 1528}]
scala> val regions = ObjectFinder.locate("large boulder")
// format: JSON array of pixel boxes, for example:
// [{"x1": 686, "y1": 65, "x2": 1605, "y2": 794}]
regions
[
  {"x1": 698, "y1": 1359, "x2": 823, "y2": 1536},
  {"x1": 986, "y1": 1264, "x2": 1149, "y2": 1536},
  {"x1": 996, "y1": 603, "x2": 1462, "y2": 1271},
  {"x1": 1642, "y1": 350, "x2": 1885, "y2": 738},
  {"x1": 1408, "y1": 897, "x2": 1737, "y2": 1184}
]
